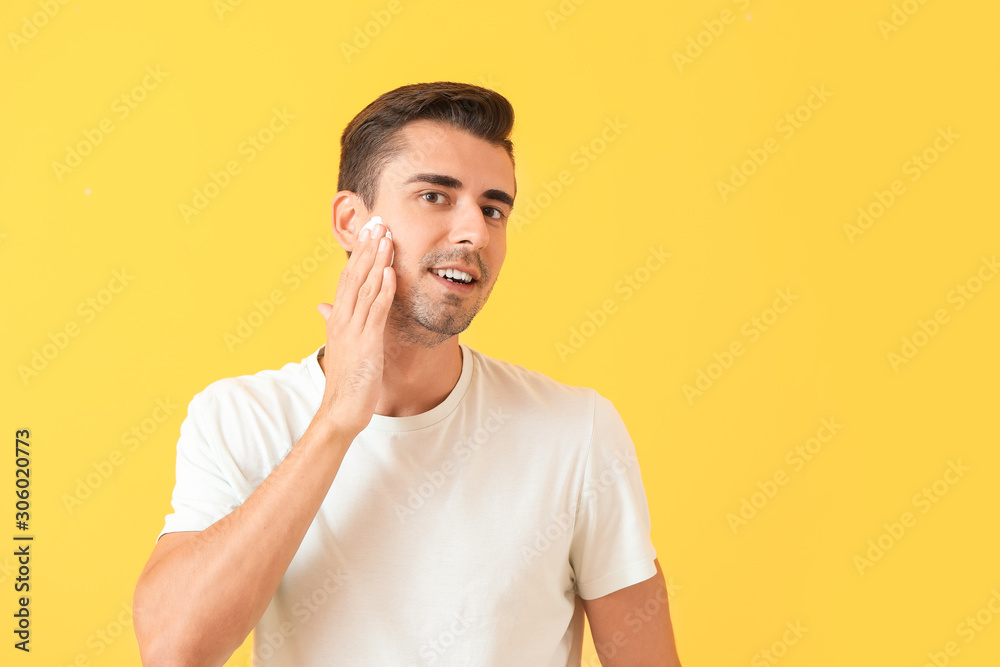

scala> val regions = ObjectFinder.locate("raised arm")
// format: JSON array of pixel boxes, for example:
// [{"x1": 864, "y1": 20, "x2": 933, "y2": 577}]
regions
[{"x1": 133, "y1": 222, "x2": 395, "y2": 667}]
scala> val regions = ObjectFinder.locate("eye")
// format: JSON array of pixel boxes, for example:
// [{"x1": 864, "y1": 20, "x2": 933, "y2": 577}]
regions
[
  {"x1": 483, "y1": 206, "x2": 507, "y2": 221},
  {"x1": 421, "y1": 192, "x2": 447, "y2": 204}
]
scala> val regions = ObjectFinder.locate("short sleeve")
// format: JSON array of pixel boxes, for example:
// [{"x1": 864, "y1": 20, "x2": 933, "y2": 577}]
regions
[
  {"x1": 569, "y1": 392, "x2": 658, "y2": 600},
  {"x1": 157, "y1": 388, "x2": 244, "y2": 542}
]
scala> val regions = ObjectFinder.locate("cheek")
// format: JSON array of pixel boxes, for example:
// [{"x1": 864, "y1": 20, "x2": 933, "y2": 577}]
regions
[
  {"x1": 489, "y1": 234, "x2": 507, "y2": 266},
  {"x1": 394, "y1": 250, "x2": 427, "y2": 288}
]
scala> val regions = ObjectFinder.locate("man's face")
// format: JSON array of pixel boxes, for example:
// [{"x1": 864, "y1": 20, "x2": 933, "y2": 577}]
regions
[{"x1": 367, "y1": 119, "x2": 515, "y2": 346}]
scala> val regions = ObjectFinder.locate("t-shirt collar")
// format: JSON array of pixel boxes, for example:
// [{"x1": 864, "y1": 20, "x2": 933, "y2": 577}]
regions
[{"x1": 305, "y1": 342, "x2": 474, "y2": 432}]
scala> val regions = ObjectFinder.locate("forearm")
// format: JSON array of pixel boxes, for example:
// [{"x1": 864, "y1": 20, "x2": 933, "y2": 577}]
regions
[
  {"x1": 134, "y1": 418, "x2": 354, "y2": 667},
  {"x1": 135, "y1": 218, "x2": 395, "y2": 666}
]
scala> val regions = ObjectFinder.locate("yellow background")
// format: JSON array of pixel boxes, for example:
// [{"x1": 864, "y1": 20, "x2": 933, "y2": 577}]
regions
[{"x1": 2, "y1": 0, "x2": 998, "y2": 664}]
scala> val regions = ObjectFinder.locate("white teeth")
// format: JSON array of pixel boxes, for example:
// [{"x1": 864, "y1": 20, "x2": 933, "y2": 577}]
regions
[{"x1": 434, "y1": 269, "x2": 472, "y2": 283}]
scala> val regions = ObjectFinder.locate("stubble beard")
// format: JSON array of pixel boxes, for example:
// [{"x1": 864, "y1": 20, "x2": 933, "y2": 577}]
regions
[{"x1": 387, "y1": 270, "x2": 496, "y2": 348}]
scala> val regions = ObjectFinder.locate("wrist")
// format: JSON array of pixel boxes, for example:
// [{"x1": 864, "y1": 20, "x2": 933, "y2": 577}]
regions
[{"x1": 307, "y1": 408, "x2": 359, "y2": 449}]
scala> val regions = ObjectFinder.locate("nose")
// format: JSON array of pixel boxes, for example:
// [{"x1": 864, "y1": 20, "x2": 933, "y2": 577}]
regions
[{"x1": 449, "y1": 199, "x2": 490, "y2": 250}]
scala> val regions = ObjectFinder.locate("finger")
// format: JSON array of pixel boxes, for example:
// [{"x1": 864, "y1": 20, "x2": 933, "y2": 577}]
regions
[
  {"x1": 332, "y1": 225, "x2": 385, "y2": 326},
  {"x1": 350, "y1": 233, "x2": 393, "y2": 329},
  {"x1": 363, "y1": 265, "x2": 396, "y2": 335},
  {"x1": 331, "y1": 225, "x2": 372, "y2": 311},
  {"x1": 330, "y1": 233, "x2": 364, "y2": 323},
  {"x1": 338, "y1": 224, "x2": 372, "y2": 282},
  {"x1": 316, "y1": 302, "x2": 333, "y2": 321}
]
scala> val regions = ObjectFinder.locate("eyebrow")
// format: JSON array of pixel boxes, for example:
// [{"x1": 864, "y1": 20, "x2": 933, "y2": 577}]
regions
[{"x1": 404, "y1": 172, "x2": 515, "y2": 209}]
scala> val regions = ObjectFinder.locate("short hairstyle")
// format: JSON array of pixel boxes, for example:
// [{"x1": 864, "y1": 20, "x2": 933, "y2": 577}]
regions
[{"x1": 338, "y1": 81, "x2": 516, "y2": 211}]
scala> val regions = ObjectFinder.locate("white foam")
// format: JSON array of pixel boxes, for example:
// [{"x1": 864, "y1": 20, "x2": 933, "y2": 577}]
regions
[{"x1": 360, "y1": 215, "x2": 393, "y2": 265}]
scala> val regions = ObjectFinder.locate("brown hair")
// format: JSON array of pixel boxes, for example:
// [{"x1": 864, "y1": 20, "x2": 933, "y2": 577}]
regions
[{"x1": 338, "y1": 81, "x2": 515, "y2": 210}]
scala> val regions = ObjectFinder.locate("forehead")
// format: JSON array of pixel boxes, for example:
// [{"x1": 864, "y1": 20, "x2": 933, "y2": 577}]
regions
[{"x1": 380, "y1": 120, "x2": 515, "y2": 191}]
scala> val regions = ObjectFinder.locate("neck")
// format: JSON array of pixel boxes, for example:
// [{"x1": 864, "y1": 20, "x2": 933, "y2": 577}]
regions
[{"x1": 319, "y1": 334, "x2": 463, "y2": 419}]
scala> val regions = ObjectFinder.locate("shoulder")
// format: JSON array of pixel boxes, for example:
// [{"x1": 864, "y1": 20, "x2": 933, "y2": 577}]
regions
[
  {"x1": 466, "y1": 345, "x2": 605, "y2": 417},
  {"x1": 176, "y1": 352, "x2": 320, "y2": 482},
  {"x1": 183, "y1": 352, "x2": 317, "y2": 427}
]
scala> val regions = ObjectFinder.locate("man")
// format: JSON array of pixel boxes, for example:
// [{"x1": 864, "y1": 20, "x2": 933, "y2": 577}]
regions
[{"x1": 134, "y1": 82, "x2": 682, "y2": 666}]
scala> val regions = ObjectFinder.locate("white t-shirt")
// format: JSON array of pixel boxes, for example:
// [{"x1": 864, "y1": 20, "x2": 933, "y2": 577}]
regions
[{"x1": 159, "y1": 343, "x2": 657, "y2": 666}]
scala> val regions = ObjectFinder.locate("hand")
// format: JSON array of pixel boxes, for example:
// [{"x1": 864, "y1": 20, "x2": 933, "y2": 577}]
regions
[{"x1": 315, "y1": 222, "x2": 395, "y2": 436}]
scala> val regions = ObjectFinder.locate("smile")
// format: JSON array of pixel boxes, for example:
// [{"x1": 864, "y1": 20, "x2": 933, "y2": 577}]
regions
[
  {"x1": 432, "y1": 268, "x2": 473, "y2": 284},
  {"x1": 428, "y1": 269, "x2": 476, "y2": 293}
]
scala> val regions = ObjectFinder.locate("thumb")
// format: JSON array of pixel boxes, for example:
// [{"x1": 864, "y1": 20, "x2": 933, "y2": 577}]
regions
[{"x1": 316, "y1": 302, "x2": 333, "y2": 321}]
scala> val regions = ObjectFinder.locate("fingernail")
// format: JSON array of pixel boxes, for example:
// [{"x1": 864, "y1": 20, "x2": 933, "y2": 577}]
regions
[
  {"x1": 379, "y1": 237, "x2": 389, "y2": 252},
  {"x1": 360, "y1": 227, "x2": 370, "y2": 242}
]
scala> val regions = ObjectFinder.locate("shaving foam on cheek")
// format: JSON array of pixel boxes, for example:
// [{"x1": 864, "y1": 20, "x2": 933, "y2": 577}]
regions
[{"x1": 360, "y1": 215, "x2": 393, "y2": 265}]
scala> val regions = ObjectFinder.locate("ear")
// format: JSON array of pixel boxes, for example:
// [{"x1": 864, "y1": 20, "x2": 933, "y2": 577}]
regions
[{"x1": 332, "y1": 191, "x2": 369, "y2": 253}]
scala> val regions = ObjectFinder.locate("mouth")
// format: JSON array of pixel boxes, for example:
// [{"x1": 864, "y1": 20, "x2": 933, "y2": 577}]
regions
[{"x1": 428, "y1": 268, "x2": 476, "y2": 293}]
